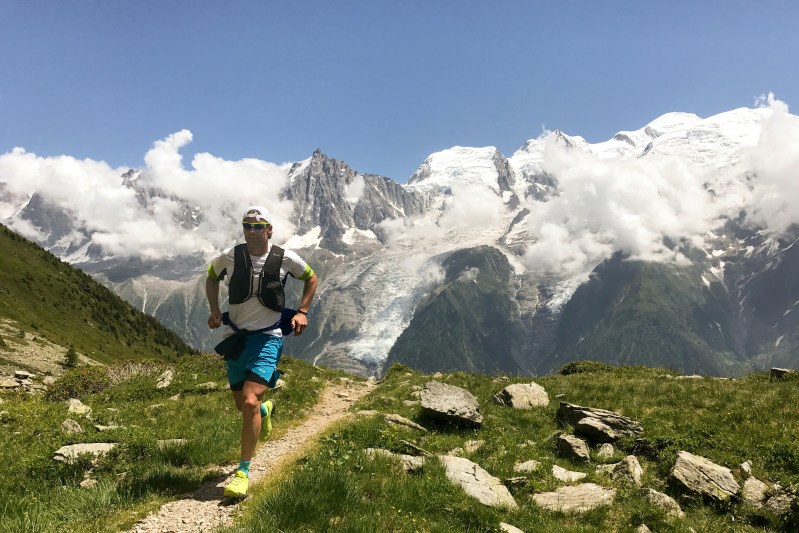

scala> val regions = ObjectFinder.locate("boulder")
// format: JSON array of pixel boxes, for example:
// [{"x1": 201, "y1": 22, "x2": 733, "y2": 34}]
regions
[
  {"x1": 80, "y1": 478, "x2": 98, "y2": 489},
  {"x1": 770, "y1": 367, "x2": 797, "y2": 381},
  {"x1": 514, "y1": 460, "x2": 541, "y2": 474},
  {"x1": 0, "y1": 378, "x2": 20, "y2": 389},
  {"x1": 552, "y1": 464, "x2": 587, "y2": 483},
  {"x1": 14, "y1": 370, "x2": 33, "y2": 380},
  {"x1": 61, "y1": 419, "x2": 84, "y2": 434},
  {"x1": 196, "y1": 382, "x2": 218, "y2": 391},
  {"x1": 743, "y1": 477, "x2": 769, "y2": 507},
  {"x1": 612, "y1": 455, "x2": 643, "y2": 487},
  {"x1": 420, "y1": 381, "x2": 483, "y2": 426},
  {"x1": 364, "y1": 448, "x2": 425, "y2": 473},
  {"x1": 532, "y1": 483, "x2": 616, "y2": 513},
  {"x1": 67, "y1": 398, "x2": 92, "y2": 416},
  {"x1": 557, "y1": 402, "x2": 643, "y2": 440},
  {"x1": 499, "y1": 523, "x2": 524, "y2": 533},
  {"x1": 670, "y1": 451, "x2": 740, "y2": 502},
  {"x1": 743, "y1": 477, "x2": 796, "y2": 516},
  {"x1": 384, "y1": 413, "x2": 428, "y2": 432},
  {"x1": 740, "y1": 460, "x2": 753, "y2": 478},
  {"x1": 557, "y1": 434, "x2": 590, "y2": 462},
  {"x1": 597, "y1": 443, "x2": 615, "y2": 460},
  {"x1": 53, "y1": 442, "x2": 116, "y2": 463},
  {"x1": 574, "y1": 417, "x2": 617, "y2": 443},
  {"x1": 641, "y1": 488, "x2": 684, "y2": 517},
  {"x1": 156, "y1": 370, "x2": 174, "y2": 389},
  {"x1": 438, "y1": 455, "x2": 517, "y2": 509},
  {"x1": 492, "y1": 382, "x2": 549, "y2": 409}
]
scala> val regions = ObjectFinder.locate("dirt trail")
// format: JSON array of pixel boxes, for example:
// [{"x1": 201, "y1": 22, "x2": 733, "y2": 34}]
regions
[{"x1": 125, "y1": 379, "x2": 374, "y2": 533}]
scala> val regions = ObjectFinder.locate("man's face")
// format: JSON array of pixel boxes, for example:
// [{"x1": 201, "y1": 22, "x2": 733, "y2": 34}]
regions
[{"x1": 242, "y1": 216, "x2": 271, "y2": 245}]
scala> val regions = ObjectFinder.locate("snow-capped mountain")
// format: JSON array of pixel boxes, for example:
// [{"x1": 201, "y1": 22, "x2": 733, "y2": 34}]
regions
[{"x1": 3, "y1": 101, "x2": 798, "y2": 377}]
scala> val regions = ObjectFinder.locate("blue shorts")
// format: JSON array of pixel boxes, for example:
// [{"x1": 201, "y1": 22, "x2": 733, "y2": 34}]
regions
[{"x1": 226, "y1": 333, "x2": 283, "y2": 390}]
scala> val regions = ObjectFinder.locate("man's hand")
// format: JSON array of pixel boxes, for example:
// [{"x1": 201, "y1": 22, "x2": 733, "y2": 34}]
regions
[
  {"x1": 291, "y1": 312, "x2": 308, "y2": 336},
  {"x1": 208, "y1": 310, "x2": 222, "y2": 329}
]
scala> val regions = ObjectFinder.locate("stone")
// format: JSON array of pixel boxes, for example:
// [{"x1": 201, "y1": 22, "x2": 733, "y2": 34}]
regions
[
  {"x1": 94, "y1": 424, "x2": 121, "y2": 432},
  {"x1": 492, "y1": 382, "x2": 549, "y2": 409},
  {"x1": 770, "y1": 367, "x2": 797, "y2": 381},
  {"x1": 273, "y1": 378, "x2": 286, "y2": 390},
  {"x1": 675, "y1": 375, "x2": 704, "y2": 379},
  {"x1": 743, "y1": 477, "x2": 796, "y2": 516},
  {"x1": 432, "y1": 372, "x2": 444, "y2": 379},
  {"x1": 14, "y1": 370, "x2": 33, "y2": 379},
  {"x1": 612, "y1": 455, "x2": 643, "y2": 487},
  {"x1": 156, "y1": 369, "x2": 174, "y2": 389},
  {"x1": 557, "y1": 434, "x2": 590, "y2": 462},
  {"x1": 557, "y1": 402, "x2": 643, "y2": 439},
  {"x1": 169, "y1": 394, "x2": 181, "y2": 401},
  {"x1": 364, "y1": 448, "x2": 425, "y2": 472},
  {"x1": 463, "y1": 440, "x2": 485, "y2": 454},
  {"x1": 574, "y1": 417, "x2": 617, "y2": 443},
  {"x1": 53, "y1": 442, "x2": 116, "y2": 463},
  {"x1": 670, "y1": 451, "x2": 740, "y2": 502},
  {"x1": 532, "y1": 483, "x2": 616, "y2": 513},
  {"x1": 356, "y1": 410, "x2": 379, "y2": 416},
  {"x1": 743, "y1": 477, "x2": 769, "y2": 507},
  {"x1": 420, "y1": 381, "x2": 483, "y2": 426},
  {"x1": 641, "y1": 488, "x2": 684, "y2": 517},
  {"x1": 402, "y1": 400, "x2": 420, "y2": 406},
  {"x1": 1, "y1": 378, "x2": 20, "y2": 389},
  {"x1": 499, "y1": 523, "x2": 524, "y2": 533},
  {"x1": 597, "y1": 443, "x2": 614, "y2": 460},
  {"x1": 635, "y1": 525, "x2": 652, "y2": 533},
  {"x1": 552, "y1": 464, "x2": 587, "y2": 482},
  {"x1": 67, "y1": 398, "x2": 92, "y2": 416},
  {"x1": 43, "y1": 376, "x2": 56, "y2": 386},
  {"x1": 197, "y1": 382, "x2": 217, "y2": 391},
  {"x1": 438, "y1": 455, "x2": 517, "y2": 509},
  {"x1": 504, "y1": 476, "x2": 528, "y2": 486},
  {"x1": 61, "y1": 419, "x2": 84, "y2": 434},
  {"x1": 79, "y1": 478, "x2": 98, "y2": 489},
  {"x1": 514, "y1": 460, "x2": 541, "y2": 474},
  {"x1": 595, "y1": 463, "x2": 619, "y2": 475},
  {"x1": 740, "y1": 460, "x2": 753, "y2": 477},
  {"x1": 384, "y1": 413, "x2": 428, "y2": 432}
]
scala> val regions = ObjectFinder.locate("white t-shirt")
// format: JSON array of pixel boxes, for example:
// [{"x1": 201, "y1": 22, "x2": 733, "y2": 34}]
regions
[{"x1": 209, "y1": 243, "x2": 312, "y2": 337}]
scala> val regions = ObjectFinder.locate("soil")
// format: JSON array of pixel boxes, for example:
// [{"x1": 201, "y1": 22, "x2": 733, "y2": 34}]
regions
[{"x1": 124, "y1": 379, "x2": 375, "y2": 532}]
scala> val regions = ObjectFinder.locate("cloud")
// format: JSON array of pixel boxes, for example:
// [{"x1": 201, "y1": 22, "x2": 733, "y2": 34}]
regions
[
  {"x1": 343, "y1": 174, "x2": 366, "y2": 205},
  {"x1": 0, "y1": 131, "x2": 295, "y2": 260}
]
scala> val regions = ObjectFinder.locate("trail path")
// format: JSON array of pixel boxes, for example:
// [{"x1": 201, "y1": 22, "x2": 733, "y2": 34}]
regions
[{"x1": 126, "y1": 379, "x2": 375, "y2": 533}]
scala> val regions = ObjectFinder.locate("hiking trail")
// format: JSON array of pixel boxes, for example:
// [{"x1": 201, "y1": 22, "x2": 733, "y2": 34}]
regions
[{"x1": 125, "y1": 379, "x2": 375, "y2": 532}]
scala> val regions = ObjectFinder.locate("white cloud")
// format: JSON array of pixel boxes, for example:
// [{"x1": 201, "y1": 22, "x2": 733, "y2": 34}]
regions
[{"x1": 343, "y1": 174, "x2": 366, "y2": 205}]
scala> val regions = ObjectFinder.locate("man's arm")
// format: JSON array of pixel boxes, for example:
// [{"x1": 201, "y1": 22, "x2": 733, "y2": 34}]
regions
[
  {"x1": 206, "y1": 276, "x2": 222, "y2": 329},
  {"x1": 291, "y1": 272, "x2": 318, "y2": 335}
]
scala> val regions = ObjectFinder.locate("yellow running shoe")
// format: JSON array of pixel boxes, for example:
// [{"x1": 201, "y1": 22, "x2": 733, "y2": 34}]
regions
[
  {"x1": 263, "y1": 400, "x2": 275, "y2": 439},
  {"x1": 224, "y1": 470, "x2": 249, "y2": 499}
]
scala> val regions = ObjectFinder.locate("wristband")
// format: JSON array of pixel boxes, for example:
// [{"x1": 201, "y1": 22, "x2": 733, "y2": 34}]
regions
[{"x1": 296, "y1": 310, "x2": 307, "y2": 315}]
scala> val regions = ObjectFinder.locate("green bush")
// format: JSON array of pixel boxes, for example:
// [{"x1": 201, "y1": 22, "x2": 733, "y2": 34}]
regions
[
  {"x1": 559, "y1": 360, "x2": 615, "y2": 375},
  {"x1": 45, "y1": 366, "x2": 111, "y2": 401}
]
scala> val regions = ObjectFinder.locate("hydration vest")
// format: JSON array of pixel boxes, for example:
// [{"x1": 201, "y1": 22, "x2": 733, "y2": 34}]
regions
[{"x1": 228, "y1": 243, "x2": 287, "y2": 311}]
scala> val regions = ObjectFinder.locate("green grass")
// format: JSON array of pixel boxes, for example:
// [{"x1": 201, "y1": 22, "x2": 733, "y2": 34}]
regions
[
  {"x1": 0, "y1": 353, "x2": 343, "y2": 533},
  {"x1": 225, "y1": 363, "x2": 799, "y2": 533}
]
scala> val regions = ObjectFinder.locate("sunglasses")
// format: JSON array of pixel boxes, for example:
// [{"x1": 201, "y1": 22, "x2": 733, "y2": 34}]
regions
[{"x1": 242, "y1": 223, "x2": 269, "y2": 231}]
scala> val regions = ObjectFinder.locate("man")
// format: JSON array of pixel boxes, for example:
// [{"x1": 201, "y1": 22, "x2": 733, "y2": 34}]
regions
[{"x1": 206, "y1": 205, "x2": 318, "y2": 498}]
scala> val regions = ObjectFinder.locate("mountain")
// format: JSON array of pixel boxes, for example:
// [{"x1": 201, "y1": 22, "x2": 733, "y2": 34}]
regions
[
  {"x1": 0, "y1": 224, "x2": 195, "y2": 374},
  {"x1": 3, "y1": 103, "x2": 798, "y2": 377}
]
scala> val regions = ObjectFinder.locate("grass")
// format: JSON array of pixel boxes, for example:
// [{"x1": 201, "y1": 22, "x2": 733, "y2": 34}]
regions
[{"x1": 0, "y1": 353, "x2": 344, "y2": 533}]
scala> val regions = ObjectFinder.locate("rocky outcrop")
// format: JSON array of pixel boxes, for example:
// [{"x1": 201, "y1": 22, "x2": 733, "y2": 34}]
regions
[
  {"x1": 641, "y1": 488, "x2": 684, "y2": 517},
  {"x1": 612, "y1": 455, "x2": 643, "y2": 487},
  {"x1": 557, "y1": 402, "x2": 643, "y2": 441},
  {"x1": 532, "y1": 483, "x2": 616, "y2": 513},
  {"x1": 438, "y1": 455, "x2": 517, "y2": 509},
  {"x1": 420, "y1": 381, "x2": 483, "y2": 426},
  {"x1": 670, "y1": 451, "x2": 740, "y2": 502},
  {"x1": 492, "y1": 382, "x2": 549, "y2": 409},
  {"x1": 557, "y1": 434, "x2": 590, "y2": 462}
]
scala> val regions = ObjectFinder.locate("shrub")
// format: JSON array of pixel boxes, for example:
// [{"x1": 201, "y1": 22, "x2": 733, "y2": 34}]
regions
[
  {"x1": 45, "y1": 366, "x2": 111, "y2": 401},
  {"x1": 559, "y1": 360, "x2": 615, "y2": 375},
  {"x1": 64, "y1": 345, "x2": 78, "y2": 367}
]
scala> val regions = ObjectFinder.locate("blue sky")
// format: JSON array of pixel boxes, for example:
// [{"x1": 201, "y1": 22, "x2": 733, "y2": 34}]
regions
[{"x1": 1, "y1": 1, "x2": 798, "y2": 183}]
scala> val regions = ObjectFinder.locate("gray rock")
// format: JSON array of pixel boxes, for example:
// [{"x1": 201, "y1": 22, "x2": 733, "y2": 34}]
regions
[
  {"x1": 492, "y1": 382, "x2": 549, "y2": 409},
  {"x1": 67, "y1": 398, "x2": 91, "y2": 416},
  {"x1": 642, "y1": 488, "x2": 684, "y2": 517},
  {"x1": 43, "y1": 376, "x2": 56, "y2": 386},
  {"x1": 438, "y1": 455, "x2": 517, "y2": 509},
  {"x1": 743, "y1": 477, "x2": 796, "y2": 516},
  {"x1": 670, "y1": 451, "x2": 740, "y2": 502},
  {"x1": 635, "y1": 525, "x2": 652, "y2": 533},
  {"x1": 597, "y1": 443, "x2": 615, "y2": 460},
  {"x1": 53, "y1": 442, "x2": 116, "y2": 463},
  {"x1": 743, "y1": 477, "x2": 769, "y2": 507},
  {"x1": 612, "y1": 455, "x2": 643, "y2": 487},
  {"x1": 0, "y1": 378, "x2": 20, "y2": 389},
  {"x1": 402, "y1": 400, "x2": 420, "y2": 406},
  {"x1": 596, "y1": 463, "x2": 619, "y2": 475},
  {"x1": 420, "y1": 381, "x2": 483, "y2": 426},
  {"x1": 79, "y1": 478, "x2": 98, "y2": 489},
  {"x1": 384, "y1": 413, "x2": 428, "y2": 432},
  {"x1": 61, "y1": 419, "x2": 84, "y2": 434},
  {"x1": 740, "y1": 460, "x2": 753, "y2": 478},
  {"x1": 574, "y1": 417, "x2": 617, "y2": 443},
  {"x1": 14, "y1": 370, "x2": 33, "y2": 379},
  {"x1": 557, "y1": 402, "x2": 643, "y2": 439},
  {"x1": 196, "y1": 382, "x2": 217, "y2": 391},
  {"x1": 94, "y1": 424, "x2": 121, "y2": 431},
  {"x1": 552, "y1": 464, "x2": 587, "y2": 483},
  {"x1": 514, "y1": 460, "x2": 541, "y2": 473},
  {"x1": 557, "y1": 434, "x2": 590, "y2": 462},
  {"x1": 364, "y1": 448, "x2": 425, "y2": 472},
  {"x1": 156, "y1": 369, "x2": 174, "y2": 389},
  {"x1": 770, "y1": 367, "x2": 797, "y2": 381},
  {"x1": 499, "y1": 523, "x2": 525, "y2": 533},
  {"x1": 532, "y1": 483, "x2": 616, "y2": 513},
  {"x1": 463, "y1": 440, "x2": 485, "y2": 454}
]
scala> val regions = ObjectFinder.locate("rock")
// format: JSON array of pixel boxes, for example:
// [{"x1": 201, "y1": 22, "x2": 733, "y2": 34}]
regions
[
  {"x1": 463, "y1": 440, "x2": 485, "y2": 454},
  {"x1": 79, "y1": 478, "x2": 98, "y2": 489},
  {"x1": 642, "y1": 488, "x2": 684, "y2": 517},
  {"x1": 420, "y1": 381, "x2": 483, "y2": 426},
  {"x1": 557, "y1": 402, "x2": 643, "y2": 440},
  {"x1": 635, "y1": 525, "x2": 652, "y2": 533},
  {"x1": 499, "y1": 523, "x2": 524, "y2": 533},
  {"x1": 552, "y1": 464, "x2": 587, "y2": 482},
  {"x1": 612, "y1": 455, "x2": 643, "y2": 487},
  {"x1": 67, "y1": 398, "x2": 91, "y2": 416},
  {"x1": 514, "y1": 460, "x2": 541, "y2": 474},
  {"x1": 492, "y1": 382, "x2": 549, "y2": 409},
  {"x1": 43, "y1": 376, "x2": 56, "y2": 386},
  {"x1": 106, "y1": 408, "x2": 119, "y2": 413},
  {"x1": 366, "y1": 376, "x2": 378, "y2": 385},
  {"x1": 356, "y1": 410, "x2": 379, "y2": 416},
  {"x1": 743, "y1": 477, "x2": 769, "y2": 507},
  {"x1": 335, "y1": 391, "x2": 350, "y2": 398},
  {"x1": 432, "y1": 372, "x2": 444, "y2": 379},
  {"x1": 384, "y1": 413, "x2": 428, "y2": 432},
  {"x1": 0, "y1": 378, "x2": 20, "y2": 389},
  {"x1": 740, "y1": 460, "x2": 753, "y2": 478},
  {"x1": 197, "y1": 382, "x2": 217, "y2": 391},
  {"x1": 532, "y1": 483, "x2": 616, "y2": 513},
  {"x1": 156, "y1": 369, "x2": 174, "y2": 389},
  {"x1": 438, "y1": 455, "x2": 517, "y2": 509},
  {"x1": 597, "y1": 443, "x2": 614, "y2": 460},
  {"x1": 94, "y1": 424, "x2": 121, "y2": 431},
  {"x1": 770, "y1": 367, "x2": 797, "y2": 381},
  {"x1": 574, "y1": 417, "x2": 617, "y2": 443},
  {"x1": 504, "y1": 476, "x2": 528, "y2": 486},
  {"x1": 53, "y1": 442, "x2": 116, "y2": 463},
  {"x1": 402, "y1": 400, "x2": 420, "y2": 406},
  {"x1": 14, "y1": 370, "x2": 33, "y2": 379},
  {"x1": 364, "y1": 448, "x2": 425, "y2": 472},
  {"x1": 273, "y1": 378, "x2": 286, "y2": 390},
  {"x1": 557, "y1": 434, "x2": 590, "y2": 462},
  {"x1": 670, "y1": 451, "x2": 740, "y2": 502},
  {"x1": 596, "y1": 463, "x2": 619, "y2": 475},
  {"x1": 61, "y1": 419, "x2": 84, "y2": 434},
  {"x1": 743, "y1": 477, "x2": 796, "y2": 516},
  {"x1": 169, "y1": 394, "x2": 181, "y2": 401},
  {"x1": 147, "y1": 403, "x2": 165, "y2": 410},
  {"x1": 675, "y1": 375, "x2": 704, "y2": 380}
]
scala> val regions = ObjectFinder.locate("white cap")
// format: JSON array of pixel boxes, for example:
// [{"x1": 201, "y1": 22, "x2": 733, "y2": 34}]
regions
[{"x1": 242, "y1": 205, "x2": 271, "y2": 223}]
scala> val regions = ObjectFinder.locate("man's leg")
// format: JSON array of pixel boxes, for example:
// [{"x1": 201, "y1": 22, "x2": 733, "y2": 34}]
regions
[{"x1": 240, "y1": 379, "x2": 268, "y2": 462}]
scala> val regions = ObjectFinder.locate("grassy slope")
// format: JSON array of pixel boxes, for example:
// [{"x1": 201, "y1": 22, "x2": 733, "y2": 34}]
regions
[{"x1": 0, "y1": 225, "x2": 194, "y2": 363}]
